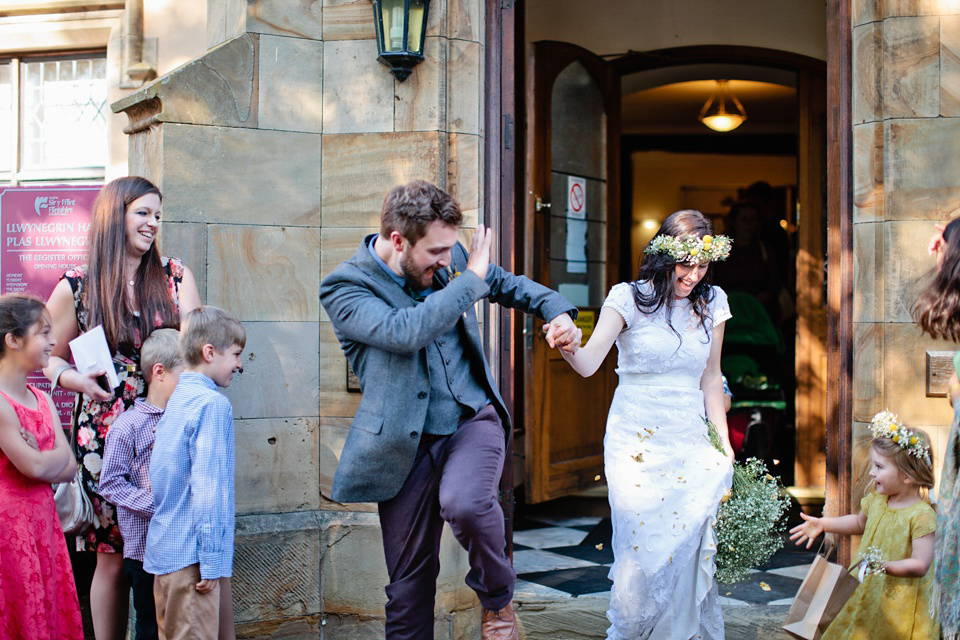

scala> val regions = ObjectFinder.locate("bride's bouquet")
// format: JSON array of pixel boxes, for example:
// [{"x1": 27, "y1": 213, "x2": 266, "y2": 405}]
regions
[{"x1": 706, "y1": 419, "x2": 791, "y2": 585}]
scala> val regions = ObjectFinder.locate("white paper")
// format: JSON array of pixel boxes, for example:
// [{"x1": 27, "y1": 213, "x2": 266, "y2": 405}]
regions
[
  {"x1": 566, "y1": 218, "x2": 588, "y2": 273},
  {"x1": 566, "y1": 176, "x2": 587, "y2": 219},
  {"x1": 69, "y1": 325, "x2": 119, "y2": 390}
]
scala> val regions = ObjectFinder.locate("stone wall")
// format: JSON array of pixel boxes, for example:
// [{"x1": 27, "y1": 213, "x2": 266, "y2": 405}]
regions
[
  {"x1": 114, "y1": 1, "x2": 485, "y2": 637},
  {"x1": 852, "y1": 0, "x2": 959, "y2": 503}
]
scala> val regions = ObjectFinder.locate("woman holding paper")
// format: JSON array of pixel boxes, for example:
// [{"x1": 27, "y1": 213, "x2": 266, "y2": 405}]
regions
[{"x1": 43, "y1": 176, "x2": 200, "y2": 640}]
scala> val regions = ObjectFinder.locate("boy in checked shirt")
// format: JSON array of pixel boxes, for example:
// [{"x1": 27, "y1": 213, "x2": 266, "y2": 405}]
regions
[{"x1": 99, "y1": 328, "x2": 183, "y2": 640}]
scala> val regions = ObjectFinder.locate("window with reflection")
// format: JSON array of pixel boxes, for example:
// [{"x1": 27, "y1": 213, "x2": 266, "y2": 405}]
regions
[{"x1": 0, "y1": 54, "x2": 107, "y2": 184}]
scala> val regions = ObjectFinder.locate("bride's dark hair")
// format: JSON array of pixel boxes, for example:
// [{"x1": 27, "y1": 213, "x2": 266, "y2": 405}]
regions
[{"x1": 633, "y1": 209, "x2": 717, "y2": 341}]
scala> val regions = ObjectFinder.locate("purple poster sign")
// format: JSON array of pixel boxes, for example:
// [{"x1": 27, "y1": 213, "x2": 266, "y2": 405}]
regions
[{"x1": 0, "y1": 185, "x2": 99, "y2": 428}]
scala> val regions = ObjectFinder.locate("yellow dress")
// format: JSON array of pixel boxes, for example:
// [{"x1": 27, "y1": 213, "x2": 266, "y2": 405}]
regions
[{"x1": 823, "y1": 492, "x2": 938, "y2": 640}]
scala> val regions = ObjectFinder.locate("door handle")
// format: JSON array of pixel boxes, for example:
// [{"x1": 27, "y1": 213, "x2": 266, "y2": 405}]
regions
[{"x1": 535, "y1": 196, "x2": 551, "y2": 212}]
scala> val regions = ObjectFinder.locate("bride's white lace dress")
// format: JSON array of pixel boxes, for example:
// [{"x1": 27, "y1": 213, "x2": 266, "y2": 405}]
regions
[{"x1": 601, "y1": 282, "x2": 734, "y2": 640}]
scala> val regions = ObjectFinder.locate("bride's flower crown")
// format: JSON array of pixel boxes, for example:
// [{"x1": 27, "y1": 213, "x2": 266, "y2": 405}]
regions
[
  {"x1": 644, "y1": 233, "x2": 732, "y2": 265},
  {"x1": 869, "y1": 410, "x2": 931, "y2": 464}
]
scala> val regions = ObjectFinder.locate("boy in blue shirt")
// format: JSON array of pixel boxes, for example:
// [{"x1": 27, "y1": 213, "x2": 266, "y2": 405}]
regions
[{"x1": 144, "y1": 306, "x2": 245, "y2": 640}]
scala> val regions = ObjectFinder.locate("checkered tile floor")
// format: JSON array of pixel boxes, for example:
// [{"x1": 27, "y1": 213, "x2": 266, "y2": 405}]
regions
[{"x1": 513, "y1": 515, "x2": 816, "y2": 606}]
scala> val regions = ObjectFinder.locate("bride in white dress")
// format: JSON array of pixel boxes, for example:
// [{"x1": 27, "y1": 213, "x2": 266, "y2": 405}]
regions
[{"x1": 558, "y1": 210, "x2": 735, "y2": 639}]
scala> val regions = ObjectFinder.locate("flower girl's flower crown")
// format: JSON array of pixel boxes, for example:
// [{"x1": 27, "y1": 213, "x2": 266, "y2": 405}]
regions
[
  {"x1": 869, "y1": 410, "x2": 931, "y2": 464},
  {"x1": 644, "y1": 233, "x2": 732, "y2": 265}
]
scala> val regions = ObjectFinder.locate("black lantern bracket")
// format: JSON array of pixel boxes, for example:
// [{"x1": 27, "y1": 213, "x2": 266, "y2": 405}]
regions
[{"x1": 372, "y1": 0, "x2": 431, "y2": 82}]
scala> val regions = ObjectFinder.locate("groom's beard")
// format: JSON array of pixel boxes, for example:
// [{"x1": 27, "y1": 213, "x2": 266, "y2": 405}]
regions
[{"x1": 401, "y1": 252, "x2": 437, "y2": 290}]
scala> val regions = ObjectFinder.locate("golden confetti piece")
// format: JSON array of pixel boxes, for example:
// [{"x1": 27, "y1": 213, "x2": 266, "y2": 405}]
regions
[
  {"x1": 638, "y1": 521, "x2": 645, "y2": 527},
  {"x1": 759, "y1": 582, "x2": 771, "y2": 591},
  {"x1": 773, "y1": 459, "x2": 780, "y2": 465},
  {"x1": 645, "y1": 428, "x2": 654, "y2": 435},
  {"x1": 595, "y1": 543, "x2": 604, "y2": 551},
  {"x1": 632, "y1": 452, "x2": 644, "y2": 463},
  {"x1": 594, "y1": 474, "x2": 602, "y2": 481},
  {"x1": 669, "y1": 555, "x2": 673, "y2": 563},
  {"x1": 633, "y1": 545, "x2": 639, "y2": 551}
]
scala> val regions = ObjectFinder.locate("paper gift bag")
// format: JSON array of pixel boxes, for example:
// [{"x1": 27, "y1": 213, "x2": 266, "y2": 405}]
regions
[{"x1": 782, "y1": 541, "x2": 860, "y2": 640}]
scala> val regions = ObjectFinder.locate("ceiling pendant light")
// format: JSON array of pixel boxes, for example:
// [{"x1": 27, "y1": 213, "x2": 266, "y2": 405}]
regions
[{"x1": 699, "y1": 80, "x2": 747, "y2": 132}]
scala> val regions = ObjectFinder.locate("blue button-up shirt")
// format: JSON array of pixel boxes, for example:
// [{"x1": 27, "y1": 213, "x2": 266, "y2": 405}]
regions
[
  {"x1": 99, "y1": 399, "x2": 163, "y2": 562},
  {"x1": 144, "y1": 373, "x2": 235, "y2": 580}
]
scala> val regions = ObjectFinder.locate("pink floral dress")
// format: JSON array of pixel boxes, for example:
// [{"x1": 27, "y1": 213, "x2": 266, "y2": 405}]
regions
[
  {"x1": 0, "y1": 386, "x2": 83, "y2": 639},
  {"x1": 64, "y1": 257, "x2": 183, "y2": 553}
]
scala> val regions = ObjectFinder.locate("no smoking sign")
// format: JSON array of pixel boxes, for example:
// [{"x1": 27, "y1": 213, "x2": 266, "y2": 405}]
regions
[{"x1": 566, "y1": 176, "x2": 587, "y2": 219}]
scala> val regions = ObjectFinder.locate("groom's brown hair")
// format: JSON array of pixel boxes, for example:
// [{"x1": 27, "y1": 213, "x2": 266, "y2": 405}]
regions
[{"x1": 380, "y1": 180, "x2": 463, "y2": 245}]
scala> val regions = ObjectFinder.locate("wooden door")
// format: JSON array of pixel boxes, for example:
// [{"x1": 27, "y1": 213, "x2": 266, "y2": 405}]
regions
[{"x1": 524, "y1": 42, "x2": 621, "y2": 503}]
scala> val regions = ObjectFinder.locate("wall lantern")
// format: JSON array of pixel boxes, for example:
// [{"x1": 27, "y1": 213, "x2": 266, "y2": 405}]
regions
[
  {"x1": 698, "y1": 80, "x2": 747, "y2": 132},
  {"x1": 372, "y1": 0, "x2": 430, "y2": 82}
]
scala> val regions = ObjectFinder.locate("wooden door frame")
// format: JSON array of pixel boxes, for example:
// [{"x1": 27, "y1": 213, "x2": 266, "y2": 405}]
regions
[
  {"x1": 485, "y1": 0, "x2": 853, "y2": 559},
  {"x1": 825, "y1": 0, "x2": 853, "y2": 564}
]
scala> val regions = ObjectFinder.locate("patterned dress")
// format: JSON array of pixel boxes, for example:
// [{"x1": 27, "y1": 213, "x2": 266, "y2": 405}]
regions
[
  {"x1": 65, "y1": 257, "x2": 183, "y2": 553},
  {"x1": 824, "y1": 492, "x2": 937, "y2": 640},
  {"x1": 600, "y1": 282, "x2": 733, "y2": 640},
  {"x1": 936, "y1": 351, "x2": 960, "y2": 639},
  {"x1": 0, "y1": 386, "x2": 83, "y2": 639}
]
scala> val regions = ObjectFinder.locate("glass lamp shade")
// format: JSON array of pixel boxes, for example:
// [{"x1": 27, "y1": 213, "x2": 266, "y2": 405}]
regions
[
  {"x1": 698, "y1": 80, "x2": 747, "y2": 133},
  {"x1": 701, "y1": 113, "x2": 746, "y2": 132},
  {"x1": 373, "y1": 0, "x2": 430, "y2": 81}
]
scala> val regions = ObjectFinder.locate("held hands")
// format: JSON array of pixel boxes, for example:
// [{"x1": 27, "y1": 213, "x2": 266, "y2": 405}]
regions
[
  {"x1": 789, "y1": 512, "x2": 824, "y2": 549},
  {"x1": 466, "y1": 224, "x2": 494, "y2": 280},
  {"x1": 541, "y1": 313, "x2": 582, "y2": 353}
]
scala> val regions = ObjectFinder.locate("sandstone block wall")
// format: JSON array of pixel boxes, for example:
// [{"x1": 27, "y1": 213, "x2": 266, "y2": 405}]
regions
[
  {"x1": 852, "y1": 0, "x2": 960, "y2": 503},
  {"x1": 114, "y1": 0, "x2": 486, "y2": 636}
]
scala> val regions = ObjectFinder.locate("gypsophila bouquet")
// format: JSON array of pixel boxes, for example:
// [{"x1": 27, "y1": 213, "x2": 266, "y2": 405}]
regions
[
  {"x1": 706, "y1": 419, "x2": 791, "y2": 585},
  {"x1": 858, "y1": 546, "x2": 887, "y2": 577}
]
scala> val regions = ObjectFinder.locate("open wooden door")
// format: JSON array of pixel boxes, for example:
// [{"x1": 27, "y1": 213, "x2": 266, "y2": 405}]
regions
[{"x1": 524, "y1": 41, "x2": 621, "y2": 503}]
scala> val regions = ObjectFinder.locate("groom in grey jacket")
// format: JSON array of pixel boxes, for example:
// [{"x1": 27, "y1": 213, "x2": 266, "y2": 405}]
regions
[{"x1": 320, "y1": 180, "x2": 580, "y2": 640}]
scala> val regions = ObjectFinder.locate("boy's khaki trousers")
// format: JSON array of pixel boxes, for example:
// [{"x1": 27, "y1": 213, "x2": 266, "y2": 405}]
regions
[{"x1": 154, "y1": 564, "x2": 220, "y2": 640}]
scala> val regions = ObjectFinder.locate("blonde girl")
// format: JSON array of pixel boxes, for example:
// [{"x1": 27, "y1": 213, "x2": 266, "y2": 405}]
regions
[
  {"x1": 0, "y1": 294, "x2": 82, "y2": 639},
  {"x1": 790, "y1": 412, "x2": 937, "y2": 639}
]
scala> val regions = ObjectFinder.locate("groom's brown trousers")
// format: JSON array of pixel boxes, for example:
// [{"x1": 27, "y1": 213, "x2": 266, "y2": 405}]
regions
[{"x1": 378, "y1": 404, "x2": 516, "y2": 640}]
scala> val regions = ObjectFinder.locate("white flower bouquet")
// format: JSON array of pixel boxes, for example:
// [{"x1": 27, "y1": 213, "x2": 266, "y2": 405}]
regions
[{"x1": 707, "y1": 419, "x2": 791, "y2": 584}]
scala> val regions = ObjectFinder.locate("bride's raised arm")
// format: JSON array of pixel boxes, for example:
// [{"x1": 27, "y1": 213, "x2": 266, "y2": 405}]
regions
[{"x1": 553, "y1": 306, "x2": 625, "y2": 378}]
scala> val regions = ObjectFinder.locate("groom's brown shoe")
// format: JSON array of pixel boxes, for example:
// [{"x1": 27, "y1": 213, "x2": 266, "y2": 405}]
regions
[{"x1": 481, "y1": 602, "x2": 518, "y2": 640}]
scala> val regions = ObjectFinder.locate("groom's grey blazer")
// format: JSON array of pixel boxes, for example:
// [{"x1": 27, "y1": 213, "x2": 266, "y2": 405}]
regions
[{"x1": 320, "y1": 234, "x2": 577, "y2": 503}]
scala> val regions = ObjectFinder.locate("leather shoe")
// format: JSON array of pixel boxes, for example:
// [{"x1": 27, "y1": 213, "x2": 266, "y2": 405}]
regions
[{"x1": 481, "y1": 602, "x2": 518, "y2": 640}]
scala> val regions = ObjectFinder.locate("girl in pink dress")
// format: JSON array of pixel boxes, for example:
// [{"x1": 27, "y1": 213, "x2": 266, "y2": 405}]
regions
[{"x1": 0, "y1": 294, "x2": 83, "y2": 639}]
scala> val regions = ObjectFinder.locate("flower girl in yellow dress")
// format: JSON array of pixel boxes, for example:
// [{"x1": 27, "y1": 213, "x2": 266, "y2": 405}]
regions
[{"x1": 789, "y1": 410, "x2": 938, "y2": 639}]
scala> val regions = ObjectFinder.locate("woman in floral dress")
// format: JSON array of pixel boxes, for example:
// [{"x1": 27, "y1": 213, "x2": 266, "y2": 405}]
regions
[{"x1": 44, "y1": 176, "x2": 200, "y2": 640}]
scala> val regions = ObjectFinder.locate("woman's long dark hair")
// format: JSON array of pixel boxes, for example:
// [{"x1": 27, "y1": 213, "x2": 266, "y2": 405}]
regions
[
  {"x1": 86, "y1": 176, "x2": 179, "y2": 351},
  {"x1": 633, "y1": 209, "x2": 717, "y2": 342},
  {"x1": 913, "y1": 217, "x2": 960, "y2": 341}
]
